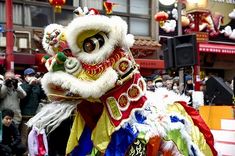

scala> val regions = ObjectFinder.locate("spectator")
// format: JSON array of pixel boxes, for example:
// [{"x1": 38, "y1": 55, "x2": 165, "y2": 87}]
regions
[
  {"x1": 146, "y1": 79, "x2": 155, "y2": 92},
  {"x1": 162, "y1": 75, "x2": 172, "y2": 88},
  {"x1": 15, "y1": 74, "x2": 23, "y2": 85},
  {"x1": 165, "y1": 77, "x2": 173, "y2": 90},
  {"x1": 154, "y1": 77, "x2": 163, "y2": 88},
  {"x1": 0, "y1": 108, "x2": 26, "y2": 156},
  {"x1": 0, "y1": 71, "x2": 26, "y2": 127},
  {"x1": 20, "y1": 68, "x2": 45, "y2": 117},
  {"x1": 183, "y1": 75, "x2": 194, "y2": 106},
  {"x1": 172, "y1": 81, "x2": 180, "y2": 94},
  {"x1": 20, "y1": 68, "x2": 45, "y2": 146}
]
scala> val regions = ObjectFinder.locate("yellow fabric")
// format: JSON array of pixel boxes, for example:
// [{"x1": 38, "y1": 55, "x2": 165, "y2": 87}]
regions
[
  {"x1": 167, "y1": 103, "x2": 213, "y2": 156},
  {"x1": 66, "y1": 112, "x2": 85, "y2": 154},
  {"x1": 76, "y1": 70, "x2": 101, "y2": 81},
  {"x1": 199, "y1": 106, "x2": 234, "y2": 129},
  {"x1": 91, "y1": 109, "x2": 115, "y2": 153}
]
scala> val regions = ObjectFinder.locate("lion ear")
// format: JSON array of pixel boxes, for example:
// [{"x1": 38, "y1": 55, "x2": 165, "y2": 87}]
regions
[
  {"x1": 110, "y1": 16, "x2": 134, "y2": 49},
  {"x1": 123, "y1": 34, "x2": 135, "y2": 49}
]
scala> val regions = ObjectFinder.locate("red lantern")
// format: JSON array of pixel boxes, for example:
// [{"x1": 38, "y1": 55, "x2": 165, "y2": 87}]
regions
[
  {"x1": 49, "y1": 0, "x2": 66, "y2": 13},
  {"x1": 154, "y1": 11, "x2": 169, "y2": 27}
]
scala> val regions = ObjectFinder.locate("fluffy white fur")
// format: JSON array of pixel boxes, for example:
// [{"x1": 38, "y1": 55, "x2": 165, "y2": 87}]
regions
[
  {"x1": 66, "y1": 15, "x2": 134, "y2": 64},
  {"x1": 121, "y1": 88, "x2": 203, "y2": 155},
  {"x1": 42, "y1": 24, "x2": 65, "y2": 55},
  {"x1": 27, "y1": 101, "x2": 77, "y2": 133},
  {"x1": 41, "y1": 67, "x2": 118, "y2": 99}
]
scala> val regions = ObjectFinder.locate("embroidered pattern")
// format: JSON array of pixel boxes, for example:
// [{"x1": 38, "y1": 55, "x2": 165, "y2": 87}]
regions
[{"x1": 106, "y1": 97, "x2": 122, "y2": 120}]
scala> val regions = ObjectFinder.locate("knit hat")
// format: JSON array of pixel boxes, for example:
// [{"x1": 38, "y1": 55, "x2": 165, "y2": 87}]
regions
[
  {"x1": 154, "y1": 77, "x2": 163, "y2": 83},
  {"x1": 185, "y1": 75, "x2": 192, "y2": 81},
  {"x1": 24, "y1": 68, "x2": 35, "y2": 76}
]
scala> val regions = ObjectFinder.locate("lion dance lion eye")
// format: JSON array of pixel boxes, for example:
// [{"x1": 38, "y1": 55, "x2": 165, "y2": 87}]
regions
[{"x1": 82, "y1": 32, "x2": 108, "y2": 53}]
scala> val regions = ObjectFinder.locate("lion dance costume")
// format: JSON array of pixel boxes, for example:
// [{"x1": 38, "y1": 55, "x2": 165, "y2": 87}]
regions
[{"x1": 27, "y1": 7, "x2": 217, "y2": 156}]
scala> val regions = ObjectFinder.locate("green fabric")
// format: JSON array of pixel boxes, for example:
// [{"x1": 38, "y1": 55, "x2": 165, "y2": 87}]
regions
[
  {"x1": 56, "y1": 52, "x2": 67, "y2": 62},
  {"x1": 91, "y1": 147, "x2": 103, "y2": 156},
  {"x1": 43, "y1": 55, "x2": 50, "y2": 60},
  {"x1": 20, "y1": 82, "x2": 45, "y2": 116},
  {"x1": 165, "y1": 129, "x2": 189, "y2": 156},
  {"x1": 52, "y1": 64, "x2": 65, "y2": 72},
  {"x1": 137, "y1": 132, "x2": 147, "y2": 144}
]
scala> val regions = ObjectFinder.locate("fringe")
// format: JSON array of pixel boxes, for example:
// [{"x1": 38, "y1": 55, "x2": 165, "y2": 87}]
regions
[{"x1": 26, "y1": 101, "x2": 78, "y2": 133}]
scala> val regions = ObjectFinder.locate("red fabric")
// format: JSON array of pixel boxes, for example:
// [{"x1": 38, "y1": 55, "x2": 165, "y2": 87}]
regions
[
  {"x1": 101, "y1": 73, "x2": 147, "y2": 127},
  {"x1": 77, "y1": 101, "x2": 104, "y2": 130},
  {"x1": 178, "y1": 101, "x2": 218, "y2": 156},
  {"x1": 81, "y1": 48, "x2": 125, "y2": 76},
  {"x1": 37, "y1": 134, "x2": 46, "y2": 156},
  {"x1": 146, "y1": 136, "x2": 161, "y2": 156}
]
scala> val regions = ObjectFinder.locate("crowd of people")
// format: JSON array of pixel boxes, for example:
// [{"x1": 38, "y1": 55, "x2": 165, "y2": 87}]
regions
[
  {"x1": 0, "y1": 68, "x2": 46, "y2": 156},
  {"x1": 146, "y1": 74, "x2": 208, "y2": 107},
  {"x1": 146, "y1": 73, "x2": 234, "y2": 108},
  {"x1": 0, "y1": 67, "x2": 233, "y2": 155}
]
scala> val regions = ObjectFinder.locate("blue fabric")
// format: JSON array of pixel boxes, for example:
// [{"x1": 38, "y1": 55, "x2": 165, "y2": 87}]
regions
[
  {"x1": 170, "y1": 115, "x2": 185, "y2": 124},
  {"x1": 104, "y1": 127, "x2": 138, "y2": 156},
  {"x1": 71, "y1": 125, "x2": 93, "y2": 156},
  {"x1": 24, "y1": 68, "x2": 35, "y2": 75},
  {"x1": 135, "y1": 111, "x2": 146, "y2": 124},
  {"x1": 185, "y1": 75, "x2": 192, "y2": 81}
]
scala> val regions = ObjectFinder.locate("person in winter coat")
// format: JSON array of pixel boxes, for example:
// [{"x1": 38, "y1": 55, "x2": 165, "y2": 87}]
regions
[
  {"x1": 0, "y1": 108, "x2": 26, "y2": 156},
  {"x1": 0, "y1": 72, "x2": 26, "y2": 127},
  {"x1": 20, "y1": 68, "x2": 46, "y2": 147}
]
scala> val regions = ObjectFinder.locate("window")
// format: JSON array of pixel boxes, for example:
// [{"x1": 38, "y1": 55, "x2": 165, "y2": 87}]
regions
[
  {"x1": 112, "y1": 0, "x2": 151, "y2": 36},
  {"x1": 130, "y1": 0, "x2": 149, "y2": 15},
  {"x1": 112, "y1": 0, "x2": 127, "y2": 13},
  {"x1": 26, "y1": 5, "x2": 52, "y2": 27},
  {"x1": 0, "y1": 2, "x2": 5, "y2": 23},
  {"x1": 130, "y1": 18, "x2": 149, "y2": 36},
  {"x1": 80, "y1": 0, "x2": 103, "y2": 10},
  {"x1": 0, "y1": 3, "x2": 23, "y2": 25},
  {"x1": 65, "y1": 0, "x2": 74, "y2": 6},
  {"x1": 55, "y1": 9, "x2": 75, "y2": 26},
  {"x1": 1, "y1": 0, "x2": 153, "y2": 37}
]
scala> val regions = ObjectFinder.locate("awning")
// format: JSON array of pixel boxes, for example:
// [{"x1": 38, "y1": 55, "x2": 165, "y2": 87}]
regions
[
  {"x1": 135, "y1": 59, "x2": 164, "y2": 69},
  {"x1": 14, "y1": 53, "x2": 35, "y2": 64},
  {"x1": 199, "y1": 43, "x2": 235, "y2": 54}
]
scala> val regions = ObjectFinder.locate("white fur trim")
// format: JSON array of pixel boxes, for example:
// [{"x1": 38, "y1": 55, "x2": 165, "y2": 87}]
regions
[
  {"x1": 41, "y1": 67, "x2": 118, "y2": 99},
  {"x1": 27, "y1": 101, "x2": 77, "y2": 133},
  {"x1": 123, "y1": 34, "x2": 135, "y2": 49},
  {"x1": 42, "y1": 24, "x2": 65, "y2": 55},
  {"x1": 66, "y1": 15, "x2": 132, "y2": 64}
]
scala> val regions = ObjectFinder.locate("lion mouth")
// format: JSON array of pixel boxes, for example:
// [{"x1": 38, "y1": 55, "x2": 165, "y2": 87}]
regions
[
  {"x1": 47, "y1": 83, "x2": 82, "y2": 101},
  {"x1": 41, "y1": 67, "x2": 119, "y2": 101},
  {"x1": 81, "y1": 48, "x2": 125, "y2": 76}
]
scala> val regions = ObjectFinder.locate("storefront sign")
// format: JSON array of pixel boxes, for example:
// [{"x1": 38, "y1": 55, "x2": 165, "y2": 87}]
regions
[
  {"x1": 199, "y1": 43, "x2": 235, "y2": 54},
  {"x1": 196, "y1": 32, "x2": 209, "y2": 43},
  {"x1": 135, "y1": 59, "x2": 164, "y2": 69}
]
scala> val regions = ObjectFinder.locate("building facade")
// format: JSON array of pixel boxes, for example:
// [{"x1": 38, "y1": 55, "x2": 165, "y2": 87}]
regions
[
  {"x1": 0, "y1": 0, "x2": 163, "y2": 75},
  {"x1": 0, "y1": 0, "x2": 235, "y2": 81}
]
